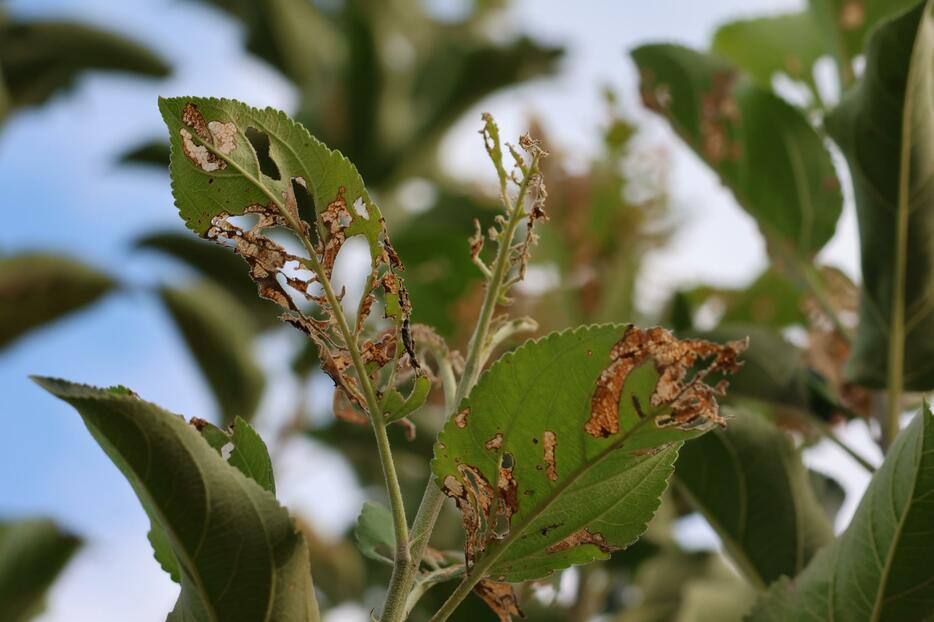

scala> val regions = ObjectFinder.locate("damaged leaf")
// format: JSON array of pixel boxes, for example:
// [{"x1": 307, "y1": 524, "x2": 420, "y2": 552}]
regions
[
  {"x1": 631, "y1": 44, "x2": 842, "y2": 260},
  {"x1": 33, "y1": 377, "x2": 319, "y2": 622},
  {"x1": 432, "y1": 324, "x2": 745, "y2": 590},
  {"x1": 160, "y1": 97, "x2": 422, "y2": 424}
]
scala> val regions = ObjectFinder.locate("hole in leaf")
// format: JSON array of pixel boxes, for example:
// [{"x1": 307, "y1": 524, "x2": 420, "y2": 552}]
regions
[
  {"x1": 291, "y1": 177, "x2": 316, "y2": 231},
  {"x1": 245, "y1": 127, "x2": 281, "y2": 180},
  {"x1": 502, "y1": 451, "x2": 515, "y2": 469}
]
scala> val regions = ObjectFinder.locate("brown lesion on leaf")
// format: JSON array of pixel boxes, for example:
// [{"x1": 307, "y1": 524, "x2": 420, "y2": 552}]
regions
[
  {"x1": 497, "y1": 464, "x2": 519, "y2": 521},
  {"x1": 542, "y1": 430, "x2": 558, "y2": 481},
  {"x1": 545, "y1": 528, "x2": 615, "y2": 555},
  {"x1": 454, "y1": 407, "x2": 471, "y2": 429},
  {"x1": 586, "y1": 325, "x2": 746, "y2": 438},
  {"x1": 839, "y1": 0, "x2": 864, "y2": 30},
  {"x1": 441, "y1": 464, "x2": 496, "y2": 567},
  {"x1": 179, "y1": 102, "x2": 234, "y2": 172},
  {"x1": 698, "y1": 72, "x2": 741, "y2": 164},
  {"x1": 640, "y1": 69, "x2": 742, "y2": 165},
  {"x1": 485, "y1": 433, "x2": 504, "y2": 451},
  {"x1": 474, "y1": 580, "x2": 524, "y2": 622}
]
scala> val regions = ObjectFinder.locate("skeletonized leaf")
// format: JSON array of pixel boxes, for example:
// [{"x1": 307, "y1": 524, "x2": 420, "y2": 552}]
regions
[
  {"x1": 826, "y1": 1, "x2": 934, "y2": 390},
  {"x1": 159, "y1": 281, "x2": 265, "y2": 425},
  {"x1": 748, "y1": 403, "x2": 934, "y2": 621},
  {"x1": 432, "y1": 324, "x2": 746, "y2": 585},
  {"x1": 0, "y1": 519, "x2": 81, "y2": 622},
  {"x1": 354, "y1": 501, "x2": 395, "y2": 565},
  {"x1": 160, "y1": 96, "x2": 421, "y2": 419},
  {"x1": 33, "y1": 377, "x2": 319, "y2": 622},
  {"x1": 0, "y1": 253, "x2": 114, "y2": 350},
  {"x1": 675, "y1": 411, "x2": 833, "y2": 588},
  {"x1": 632, "y1": 44, "x2": 842, "y2": 260},
  {"x1": 0, "y1": 18, "x2": 169, "y2": 110}
]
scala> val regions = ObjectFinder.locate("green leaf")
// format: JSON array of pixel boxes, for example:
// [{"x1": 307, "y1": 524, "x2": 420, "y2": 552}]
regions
[
  {"x1": 0, "y1": 253, "x2": 114, "y2": 350},
  {"x1": 354, "y1": 501, "x2": 395, "y2": 565},
  {"x1": 0, "y1": 17, "x2": 169, "y2": 111},
  {"x1": 826, "y1": 1, "x2": 934, "y2": 390},
  {"x1": 227, "y1": 416, "x2": 276, "y2": 494},
  {"x1": 432, "y1": 324, "x2": 746, "y2": 582},
  {"x1": 632, "y1": 44, "x2": 842, "y2": 259},
  {"x1": 382, "y1": 375, "x2": 431, "y2": 423},
  {"x1": 159, "y1": 281, "x2": 265, "y2": 425},
  {"x1": 712, "y1": 12, "x2": 828, "y2": 97},
  {"x1": 675, "y1": 411, "x2": 833, "y2": 588},
  {"x1": 120, "y1": 140, "x2": 170, "y2": 167},
  {"x1": 748, "y1": 403, "x2": 934, "y2": 621},
  {"x1": 0, "y1": 519, "x2": 81, "y2": 622},
  {"x1": 33, "y1": 377, "x2": 319, "y2": 622}
]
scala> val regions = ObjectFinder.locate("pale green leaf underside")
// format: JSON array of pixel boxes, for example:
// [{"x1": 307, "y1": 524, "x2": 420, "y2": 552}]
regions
[
  {"x1": 748, "y1": 404, "x2": 934, "y2": 621},
  {"x1": 676, "y1": 412, "x2": 833, "y2": 588},
  {"x1": 433, "y1": 325, "x2": 716, "y2": 583},
  {"x1": 354, "y1": 501, "x2": 395, "y2": 566},
  {"x1": 631, "y1": 44, "x2": 842, "y2": 258},
  {"x1": 827, "y1": 1, "x2": 934, "y2": 390},
  {"x1": 33, "y1": 377, "x2": 317, "y2": 622}
]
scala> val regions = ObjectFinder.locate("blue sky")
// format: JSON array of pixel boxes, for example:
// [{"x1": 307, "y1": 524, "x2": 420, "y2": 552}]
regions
[{"x1": 0, "y1": 0, "x2": 879, "y2": 620}]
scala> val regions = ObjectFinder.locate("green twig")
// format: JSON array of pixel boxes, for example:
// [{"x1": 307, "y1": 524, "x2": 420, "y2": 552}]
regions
[{"x1": 380, "y1": 118, "x2": 544, "y2": 622}]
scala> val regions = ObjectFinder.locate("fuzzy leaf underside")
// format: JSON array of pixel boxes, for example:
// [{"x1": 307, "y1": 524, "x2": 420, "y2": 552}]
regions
[
  {"x1": 826, "y1": 1, "x2": 934, "y2": 390},
  {"x1": 748, "y1": 404, "x2": 934, "y2": 621},
  {"x1": 34, "y1": 377, "x2": 317, "y2": 622},
  {"x1": 432, "y1": 325, "x2": 740, "y2": 583},
  {"x1": 631, "y1": 44, "x2": 842, "y2": 259}
]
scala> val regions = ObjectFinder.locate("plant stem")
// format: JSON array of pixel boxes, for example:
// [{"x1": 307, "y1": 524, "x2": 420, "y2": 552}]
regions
[
  {"x1": 380, "y1": 148, "x2": 542, "y2": 622},
  {"x1": 885, "y1": 104, "x2": 912, "y2": 450}
]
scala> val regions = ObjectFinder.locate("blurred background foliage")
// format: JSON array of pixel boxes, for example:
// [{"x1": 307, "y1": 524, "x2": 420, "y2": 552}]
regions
[{"x1": 0, "y1": 0, "x2": 920, "y2": 620}]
